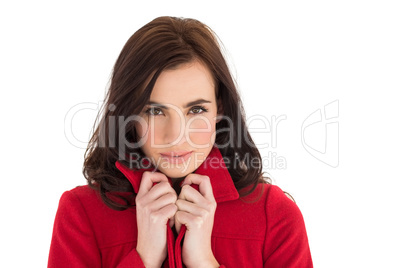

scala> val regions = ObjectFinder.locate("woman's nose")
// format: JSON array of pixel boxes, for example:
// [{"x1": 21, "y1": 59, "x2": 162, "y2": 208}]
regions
[{"x1": 163, "y1": 112, "x2": 187, "y2": 146}]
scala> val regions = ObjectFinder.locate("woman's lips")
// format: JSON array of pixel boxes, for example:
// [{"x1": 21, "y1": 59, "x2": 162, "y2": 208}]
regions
[{"x1": 160, "y1": 151, "x2": 192, "y2": 164}]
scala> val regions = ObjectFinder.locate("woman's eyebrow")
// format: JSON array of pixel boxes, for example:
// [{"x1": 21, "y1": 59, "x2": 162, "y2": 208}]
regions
[{"x1": 146, "y1": 98, "x2": 211, "y2": 109}]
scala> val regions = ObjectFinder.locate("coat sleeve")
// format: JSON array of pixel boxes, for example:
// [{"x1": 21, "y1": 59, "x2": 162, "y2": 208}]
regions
[
  {"x1": 48, "y1": 190, "x2": 102, "y2": 267},
  {"x1": 48, "y1": 189, "x2": 146, "y2": 267},
  {"x1": 263, "y1": 185, "x2": 313, "y2": 268}
]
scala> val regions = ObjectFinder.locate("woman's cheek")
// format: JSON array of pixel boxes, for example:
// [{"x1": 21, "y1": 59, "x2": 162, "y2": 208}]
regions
[
  {"x1": 134, "y1": 122, "x2": 148, "y2": 145},
  {"x1": 144, "y1": 118, "x2": 167, "y2": 146},
  {"x1": 187, "y1": 117, "x2": 216, "y2": 147}
]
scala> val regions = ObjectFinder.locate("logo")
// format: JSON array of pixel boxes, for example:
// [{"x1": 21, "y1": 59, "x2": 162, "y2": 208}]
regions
[{"x1": 301, "y1": 100, "x2": 339, "y2": 167}]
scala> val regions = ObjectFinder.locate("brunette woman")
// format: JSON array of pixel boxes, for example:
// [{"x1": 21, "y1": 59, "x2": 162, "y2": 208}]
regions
[{"x1": 48, "y1": 16, "x2": 313, "y2": 267}]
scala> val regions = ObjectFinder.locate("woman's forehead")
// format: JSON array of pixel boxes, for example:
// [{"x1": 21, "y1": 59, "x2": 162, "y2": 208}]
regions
[{"x1": 150, "y1": 61, "x2": 216, "y2": 105}]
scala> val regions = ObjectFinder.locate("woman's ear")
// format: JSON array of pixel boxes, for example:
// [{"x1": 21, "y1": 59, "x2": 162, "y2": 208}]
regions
[{"x1": 216, "y1": 98, "x2": 223, "y2": 123}]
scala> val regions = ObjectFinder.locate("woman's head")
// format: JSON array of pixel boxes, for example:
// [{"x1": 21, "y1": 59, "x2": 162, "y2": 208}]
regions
[
  {"x1": 84, "y1": 16, "x2": 265, "y2": 210},
  {"x1": 135, "y1": 59, "x2": 221, "y2": 178}
]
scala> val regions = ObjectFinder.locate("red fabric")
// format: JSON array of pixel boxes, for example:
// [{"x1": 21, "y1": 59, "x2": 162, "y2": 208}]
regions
[{"x1": 48, "y1": 146, "x2": 313, "y2": 267}]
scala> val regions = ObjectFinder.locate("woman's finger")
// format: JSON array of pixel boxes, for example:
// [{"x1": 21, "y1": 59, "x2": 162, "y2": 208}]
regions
[
  {"x1": 175, "y1": 211, "x2": 199, "y2": 233},
  {"x1": 178, "y1": 184, "x2": 204, "y2": 204},
  {"x1": 151, "y1": 203, "x2": 178, "y2": 224},
  {"x1": 146, "y1": 192, "x2": 178, "y2": 212},
  {"x1": 176, "y1": 199, "x2": 209, "y2": 217},
  {"x1": 137, "y1": 171, "x2": 169, "y2": 196},
  {"x1": 145, "y1": 181, "x2": 176, "y2": 201},
  {"x1": 181, "y1": 174, "x2": 214, "y2": 201}
]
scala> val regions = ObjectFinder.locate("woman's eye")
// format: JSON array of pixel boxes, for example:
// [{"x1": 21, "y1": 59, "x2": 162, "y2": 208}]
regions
[
  {"x1": 145, "y1": 107, "x2": 163, "y2": 116},
  {"x1": 145, "y1": 106, "x2": 207, "y2": 116},
  {"x1": 189, "y1": 106, "x2": 208, "y2": 114}
]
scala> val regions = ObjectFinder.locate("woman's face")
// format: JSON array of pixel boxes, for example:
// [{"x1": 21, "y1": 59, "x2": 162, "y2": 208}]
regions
[{"x1": 135, "y1": 60, "x2": 221, "y2": 179}]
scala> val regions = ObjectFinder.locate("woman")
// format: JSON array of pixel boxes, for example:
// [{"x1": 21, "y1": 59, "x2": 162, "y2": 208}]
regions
[{"x1": 48, "y1": 16, "x2": 313, "y2": 267}]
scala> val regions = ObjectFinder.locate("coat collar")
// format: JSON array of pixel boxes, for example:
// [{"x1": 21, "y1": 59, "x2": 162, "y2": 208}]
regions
[{"x1": 115, "y1": 146, "x2": 239, "y2": 203}]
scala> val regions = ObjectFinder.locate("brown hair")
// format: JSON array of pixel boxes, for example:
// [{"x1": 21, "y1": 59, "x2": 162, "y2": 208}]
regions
[{"x1": 83, "y1": 16, "x2": 268, "y2": 210}]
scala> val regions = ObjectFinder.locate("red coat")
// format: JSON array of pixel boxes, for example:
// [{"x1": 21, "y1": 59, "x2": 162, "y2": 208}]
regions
[{"x1": 48, "y1": 147, "x2": 313, "y2": 267}]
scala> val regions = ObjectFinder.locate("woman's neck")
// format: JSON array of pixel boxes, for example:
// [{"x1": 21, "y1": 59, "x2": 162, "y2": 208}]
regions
[{"x1": 171, "y1": 176, "x2": 185, "y2": 196}]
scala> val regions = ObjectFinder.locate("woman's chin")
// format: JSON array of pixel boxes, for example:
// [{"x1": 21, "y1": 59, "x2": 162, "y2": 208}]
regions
[{"x1": 157, "y1": 166, "x2": 194, "y2": 179}]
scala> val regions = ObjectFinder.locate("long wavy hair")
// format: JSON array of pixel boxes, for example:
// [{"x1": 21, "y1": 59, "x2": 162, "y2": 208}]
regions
[{"x1": 83, "y1": 16, "x2": 268, "y2": 211}]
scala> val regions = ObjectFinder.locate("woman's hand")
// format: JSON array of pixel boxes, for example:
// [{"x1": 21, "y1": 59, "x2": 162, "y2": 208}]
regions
[
  {"x1": 175, "y1": 174, "x2": 220, "y2": 268},
  {"x1": 135, "y1": 171, "x2": 178, "y2": 268}
]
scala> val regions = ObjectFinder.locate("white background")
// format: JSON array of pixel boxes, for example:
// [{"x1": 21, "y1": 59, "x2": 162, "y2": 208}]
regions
[{"x1": 1, "y1": 1, "x2": 401, "y2": 267}]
